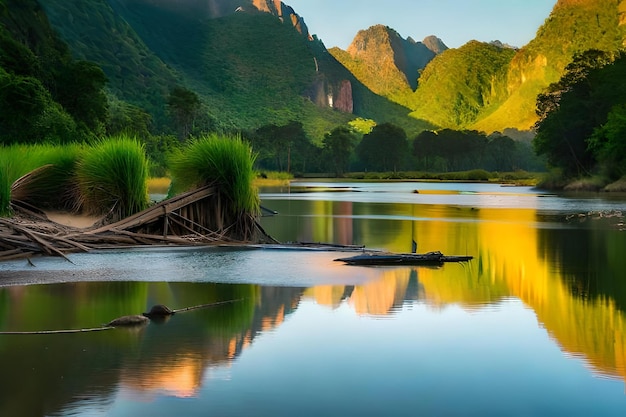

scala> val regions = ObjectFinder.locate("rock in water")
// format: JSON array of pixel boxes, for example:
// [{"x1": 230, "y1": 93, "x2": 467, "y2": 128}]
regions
[
  {"x1": 107, "y1": 315, "x2": 149, "y2": 327},
  {"x1": 143, "y1": 304, "x2": 175, "y2": 317}
]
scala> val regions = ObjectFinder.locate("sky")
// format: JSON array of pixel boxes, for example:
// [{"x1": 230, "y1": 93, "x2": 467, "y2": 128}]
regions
[{"x1": 283, "y1": 0, "x2": 557, "y2": 49}]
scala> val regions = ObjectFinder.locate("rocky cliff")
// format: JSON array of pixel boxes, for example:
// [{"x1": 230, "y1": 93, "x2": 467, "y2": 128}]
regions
[
  {"x1": 329, "y1": 25, "x2": 446, "y2": 109},
  {"x1": 252, "y1": 0, "x2": 312, "y2": 39}
]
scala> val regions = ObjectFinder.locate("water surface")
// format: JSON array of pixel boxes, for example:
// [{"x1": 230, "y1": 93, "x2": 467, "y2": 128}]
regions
[{"x1": 1, "y1": 181, "x2": 626, "y2": 416}]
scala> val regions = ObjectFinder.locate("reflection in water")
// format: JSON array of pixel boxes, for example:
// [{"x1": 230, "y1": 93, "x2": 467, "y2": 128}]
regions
[
  {"x1": 0, "y1": 283, "x2": 303, "y2": 416},
  {"x1": 261, "y1": 196, "x2": 626, "y2": 386},
  {"x1": 1, "y1": 183, "x2": 626, "y2": 415}
]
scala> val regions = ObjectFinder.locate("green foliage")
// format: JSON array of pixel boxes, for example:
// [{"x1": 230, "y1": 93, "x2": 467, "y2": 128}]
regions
[
  {"x1": 0, "y1": 143, "x2": 82, "y2": 216},
  {"x1": 248, "y1": 121, "x2": 315, "y2": 174},
  {"x1": 168, "y1": 133, "x2": 259, "y2": 215},
  {"x1": 167, "y1": 86, "x2": 201, "y2": 141},
  {"x1": 39, "y1": 0, "x2": 178, "y2": 124},
  {"x1": 0, "y1": 26, "x2": 39, "y2": 76},
  {"x1": 356, "y1": 123, "x2": 408, "y2": 172},
  {"x1": 322, "y1": 126, "x2": 357, "y2": 176},
  {"x1": 0, "y1": 1, "x2": 108, "y2": 144},
  {"x1": 37, "y1": 0, "x2": 432, "y2": 142},
  {"x1": 76, "y1": 135, "x2": 149, "y2": 221},
  {"x1": 54, "y1": 60, "x2": 108, "y2": 135},
  {"x1": 411, "y1": 41, "x2": 515, "y2": 129},
  {"x1": 588, "y1": 104, "x2": 626, "y2": 179},
  {"x1": 412, "y1": 129, "x2": 543, "y2": 173},
  {"x1": 143, "y1": 134, "x2": 179, "y2": 177},
  {"x1": 478, "y1": 0, "x2": 625, "y2": 132},
  {"x1": 534, "y1": 50, "x2": 626, "y2": 177},
  {"x1": 106, "y1": 94, "x2": 152, "y2": 140},
  {"x1": 348, "y1": 118, "x2": 376, "y2": 135}
]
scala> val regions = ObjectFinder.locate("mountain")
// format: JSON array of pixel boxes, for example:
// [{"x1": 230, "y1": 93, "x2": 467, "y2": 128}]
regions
[
  {"x1": 35, "y1": 0, "x2": 431, "y2": 139},
  {"x1": 472, "y1": 0, "x2": 626, "y2": 132},
  {"x1": 331, "y1": 0, "x2": 626, "y2": 134},
  {"x1": 38, "y1": 0, "x2": 179, "y2": 126},
  {"x1": 409, "y1": 40, "x2": 516, "y2": 128},
  {"x1": 329, "y1": 25, "x2": 447, "y2": 109}
]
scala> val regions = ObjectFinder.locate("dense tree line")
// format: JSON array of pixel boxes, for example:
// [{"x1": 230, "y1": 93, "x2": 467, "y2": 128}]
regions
[{"x1": 412, "y1": 129, "x2": 543, "y2": 173}]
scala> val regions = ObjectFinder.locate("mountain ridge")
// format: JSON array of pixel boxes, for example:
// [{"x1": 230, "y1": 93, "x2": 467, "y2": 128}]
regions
[
  {"x1": 36, "y1": 0, "x2": 431, "y2": 138},
  {"x1": 329, "y1": 25, "x2": 447, "y2": 109}
]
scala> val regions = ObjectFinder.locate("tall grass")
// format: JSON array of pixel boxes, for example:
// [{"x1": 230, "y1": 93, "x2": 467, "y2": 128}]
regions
[
  {"x1": 0, "y1": 144, "x2": 82, "y2": 216},
  {"x1": 76, "y1": 135, "x2": 149, "y2": 221},
  {"x1": 169, "y1": 133, "x2": 259, "y2": 215}
]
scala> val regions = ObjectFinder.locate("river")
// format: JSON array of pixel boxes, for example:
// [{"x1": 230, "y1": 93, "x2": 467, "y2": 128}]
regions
[{"x1": 1, "y1": 181, "x2": 625, "y2": 416}]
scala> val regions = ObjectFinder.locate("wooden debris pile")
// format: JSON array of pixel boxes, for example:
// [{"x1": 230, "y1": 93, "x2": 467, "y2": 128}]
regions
[{"x1": 0, "y1": 185, "x2": 275, "y2": 262}]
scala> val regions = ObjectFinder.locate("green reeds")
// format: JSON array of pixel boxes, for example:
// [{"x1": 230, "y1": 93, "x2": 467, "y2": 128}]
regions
[
  {"x1": 76, "y1": 135, "x2": 149, "y2": 222},
  {"x1": 0, "y1": 144, "x2": 82, "y2": 216},
  {"x1": 169, "y1": 133, "x2": 260, "y2": 215},
  {"x1": 168, "y1": 133, "x2": 260, "y2": 241}
]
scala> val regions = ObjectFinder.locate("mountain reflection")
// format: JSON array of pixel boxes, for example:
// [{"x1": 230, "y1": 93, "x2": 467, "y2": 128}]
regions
[
  {"x1": 2, "y1": 200, "x2": 626, "y2": 414},
  {"x1": 275, "y1": 199, "x2": 626, "y2": 385}
]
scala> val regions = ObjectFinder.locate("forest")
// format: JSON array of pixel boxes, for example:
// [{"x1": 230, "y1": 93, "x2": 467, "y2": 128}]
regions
[{"x1": 2, "y1": 0, "x2": 626, "y2": 191}]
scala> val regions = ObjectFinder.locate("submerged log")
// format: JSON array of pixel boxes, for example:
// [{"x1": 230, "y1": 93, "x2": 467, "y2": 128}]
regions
[{"x1": 334, "y1": 251, "x2": 473, "y2": 266}]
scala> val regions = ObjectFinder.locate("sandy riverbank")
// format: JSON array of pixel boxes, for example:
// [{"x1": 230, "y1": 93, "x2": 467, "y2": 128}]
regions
[{"x1": 43, "y1": 211, "x2": 102, "y2": 229}]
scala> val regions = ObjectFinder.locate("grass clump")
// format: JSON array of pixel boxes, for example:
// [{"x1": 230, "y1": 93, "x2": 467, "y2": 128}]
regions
[
  {"x1": 0, "y1": 144, "x2": 83, "y2": 216},
  {"x1": 169, "y1": 133, "x2": 259, "y2": 215},
  {"x1": 169, "y1": 133, "x2": 260, "y2": 241},
  {"x1": 76, "y1": 135, "x2": 149, "y2": 221}
]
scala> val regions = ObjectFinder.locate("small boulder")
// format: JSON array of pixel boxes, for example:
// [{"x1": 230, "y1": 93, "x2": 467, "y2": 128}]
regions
[
  {"x1": 143, "y1": 304, "x2": 175, "y2": 317},
  {"x1": 107, "y1": 314, "x2": 149, "y2": 327}
]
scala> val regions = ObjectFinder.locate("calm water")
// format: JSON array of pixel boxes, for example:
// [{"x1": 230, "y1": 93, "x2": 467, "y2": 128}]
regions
[{"x1": 1, "y1": 181, "x2": 626, "y2": 416}]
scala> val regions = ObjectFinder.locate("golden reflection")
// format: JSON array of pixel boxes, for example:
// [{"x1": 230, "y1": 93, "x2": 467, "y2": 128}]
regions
[
  {"x1": 302, "y1": 200, "x2": 626, "y2": 384},
  {"x1": 304, "y1": 285, "x2": 346, "y2": 309},
  {"x1": 121, "y1": 355, "x2": 203, "y2": 398},
  {"x1": 349, "y1": 270, "x2": 410, "y2": 315}
]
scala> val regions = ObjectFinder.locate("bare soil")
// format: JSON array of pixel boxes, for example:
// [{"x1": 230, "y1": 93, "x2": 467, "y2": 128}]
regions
[{"x1": 43, "y1": 211, "x2": 102, "y2": 229}]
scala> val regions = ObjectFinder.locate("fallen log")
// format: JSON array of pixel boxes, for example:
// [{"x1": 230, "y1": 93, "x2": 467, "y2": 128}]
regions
[{"x1": 334, "y1": 251, "x2": 473, "y2": 266}]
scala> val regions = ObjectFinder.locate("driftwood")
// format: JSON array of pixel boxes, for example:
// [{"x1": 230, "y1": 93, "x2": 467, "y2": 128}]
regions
[
  {"x1": 0, "y1": 185, "x2": 277, "y2": 262},
  {"x1": 334, "y1": 251, "x2": 473, "y2": 266},
  {"x1": 0, "y1": 299, "x2": 244, "y2": 335}
]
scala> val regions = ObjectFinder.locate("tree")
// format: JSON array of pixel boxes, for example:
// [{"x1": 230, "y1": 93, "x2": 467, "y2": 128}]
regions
[
  {"x1": 250, "y1": 121, "x2": 311, "y2": 173},
  {"x1": 533, "y1": 50, "x2": 624, "y2": 176},
  {"x1": 356, "y1": 123, "x2": 407, "y2": 172},
  {"x1": 107, "y1": 96, "x2": 152, "y2": 140},
  {"x1": 0, "y1": 71, "x2": 77, "y2": 144},
  {"x1": 55, "y1": 60, "x2": 108, "y2": 136},
  {"x1": 323, "y1": 126, "x2": 356, "y2": 176},
  {"x1": 486, "y1": 133, "x2": 516, "y2": 171},
  {"x1": 167, "y1": 86, "x2": 201, "y2": 141},
  {"x1": 588, "y1": 104, "x2": 626, "y2": 179},
  {"x1": 412, "y1": 130, "x2": 444, "y2": 171}
]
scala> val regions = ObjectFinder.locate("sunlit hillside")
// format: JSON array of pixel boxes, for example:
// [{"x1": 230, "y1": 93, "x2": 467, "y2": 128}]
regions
[
  {"x1": 329, "y1": 25, "x2": 444, "y2": 110},
  {"x1": 409, "y1": 41, "x2": 516, "y2": 129},
  {"x1": 472, "y1": 0, "x2": 626, "y2": 132}
]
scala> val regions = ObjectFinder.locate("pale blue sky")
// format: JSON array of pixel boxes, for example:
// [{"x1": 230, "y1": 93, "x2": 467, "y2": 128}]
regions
[{"x1": 284, "y1": 0, "x2": 556, "y2": 49}]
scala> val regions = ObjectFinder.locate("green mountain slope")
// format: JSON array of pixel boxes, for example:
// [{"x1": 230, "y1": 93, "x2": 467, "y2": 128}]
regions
[
  {"x1": 473, "y1": 0, "x2": 626, "y2": 132},
  {"x1": 329, "y1": 25, "x2": 445, "y2": 109},
  {"x1": 409, "y1": 40, "x2": 516, "y2": 129},
  {"x1": 38, "y1": 0, "x2": 180, "y2": 126},
  {"x1": 36, "y1": 0, "x2": 430, "y2": 139}
]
